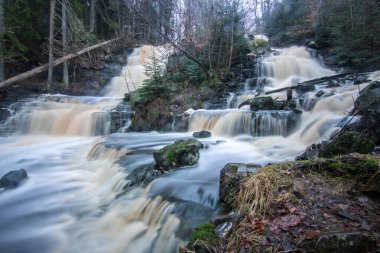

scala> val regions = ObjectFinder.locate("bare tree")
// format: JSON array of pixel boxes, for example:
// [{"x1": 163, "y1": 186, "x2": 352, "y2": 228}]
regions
[
  {"x1": 47, "y1": 0, "x2": 56, "y2": 91},
  {"x1": 62, "y1": 0, "x2": 69, "y2": 88},
  {"x1": 0, "y1": 0, "x2": 4, "y2": 82},
  {"x1": 89, "y1": 0, "x2": 96, "y2": 33}
]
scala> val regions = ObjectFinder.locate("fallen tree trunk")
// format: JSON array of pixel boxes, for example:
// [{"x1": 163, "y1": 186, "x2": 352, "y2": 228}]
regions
[
  {"x1": 265, "y1": 72, "x2": 353, "y2": 95},
  {"x1": 0, "y1": 37, "x2": 119, "y2": 89}
]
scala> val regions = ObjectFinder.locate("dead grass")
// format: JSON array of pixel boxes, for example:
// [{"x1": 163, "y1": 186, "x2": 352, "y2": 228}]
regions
[{"x1": 236, "y1": 165, "x2": 293, "y2": 216}]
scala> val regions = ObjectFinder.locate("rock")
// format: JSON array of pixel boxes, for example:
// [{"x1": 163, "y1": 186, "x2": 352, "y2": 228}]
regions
[
  {"x1": 123, "y1": 163, "x2": 162, "y2": 189},
  {"x1": 250, "y1": 96, "x2": 274, "y2": 111},
  {"x1": 353, "y1": 75, "x2": 368, "y2": 85},
  {"x1": 293, "y1": 179, "x2": 306, "y2": 198},
  {"x1": 355, "y1": 81, "x2": 380, "y2": 117},
  {"x1": 153, "y1": 139, "x2": 204, "y2": 172},
  {"x1": 326, "y1": 80, "x2": 340, "y2": 88},
  {"x1": 316, "y1": 90, "x2": 325, "y2": 98},
  {"x1": 219, "y1": 163, "x2": 260, "y2": 210},
  {"x1": 293, "y1": 153, "x2": 379, "y2": 194},
  {"x1": 171, "y1": 114, "x2": 188, "y2": 132},
  {"x1": 308, "y1": 40, "x2": 319, "y2": 49},
  {"x1": 211, "y1": 212, "x2": 246, "y2": 239},
  {"x1": 315, "y1": 232, "x2": 375, "y2": 253},
  {"x1": 319, "y1": 132, "x2": 375, "y2": 157},
  {"x1": 354, "y1": 81, "x2": 380, "y2": 143},
  {"x1": 193, "y1": 130, "x2": 211, "y2": 138},
  {"x1": 295, "y1": 84, "x2": 316, "y2": 93},
  {"x1": 0, "y1": 169, "x2": 28, "y2": 189},
  {"x1": 296, "y1": 143, "x2": 321, "y2": 160}
]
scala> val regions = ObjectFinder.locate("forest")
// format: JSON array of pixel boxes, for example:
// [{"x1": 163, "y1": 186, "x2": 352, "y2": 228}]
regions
[
  {"x1": 1, "y1": 0, "x2": 379, "y2": 91},
  {"x1": 0, "y1": 1, "x2": 379, "y2": 253}
]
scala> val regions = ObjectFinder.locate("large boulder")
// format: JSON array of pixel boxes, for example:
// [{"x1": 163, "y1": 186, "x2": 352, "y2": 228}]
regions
[
  {"x1": 219, "y1": 163, "x2": 260, "y2": 210},
  {"x1": 0, "y1": 169, "x2": 28, "y2": 189},
  {"x1": 353, "y1": 81, "x2": 380, "y2": 144},
  {"x1": 315, "y1": 232, "x2": 375, "y2": 253},
  {"x1": 153, "y1": 139, "x2": 204, "y2": 172},
  {"x1": 319, "y1": 132, "x2": 375, "y2": 158}
]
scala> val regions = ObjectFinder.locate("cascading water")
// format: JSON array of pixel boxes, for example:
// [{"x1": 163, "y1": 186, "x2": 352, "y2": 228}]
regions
[{"x1": 0, "y1": 44, "x2": 375, "y2": 253}]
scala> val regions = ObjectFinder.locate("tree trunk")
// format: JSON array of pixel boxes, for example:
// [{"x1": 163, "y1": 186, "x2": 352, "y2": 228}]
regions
[
  {"x1": 227, "y1": 2, "x2": 235, "y2": 72},
  {"x1": 0, "y1": 0, "x2": 5, "y2": 82},
  {"x1": 89, "y1": 0, "x2": 96, "y2": 33},
  {"x1": 0, "y1": 38, "x2": 119, "y2": 89},
  {"x1": 62, "y1": 0, "x2": 69, "y2": 89},
  {"x1": 47, "y1": 0, "x2": 56, "y2": 92}
]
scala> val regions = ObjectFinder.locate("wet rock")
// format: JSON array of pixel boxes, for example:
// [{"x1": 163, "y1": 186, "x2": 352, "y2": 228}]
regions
[
  {"x1": 211, "y1": 212, "x2": 246, "y2": 239},
  {"x1": 296, "y1": 143, "x2": 321, "y2": 160},
  {"x1": 250, "y1": 96, "x2": 274, "y2": 111},
  {"x1": 123, "y1": 163, "x2": 162, "y2": 189},
  {"x1": 353, "y1": 75, "x2": 368, "y2": 85},
  {"x1": 219, "y1": 163, "x2": 260, "y2": 210},
  {"x1": 193, "y1": 130, "x2": 211, "y2": 138},
  {"x1": 295, "y1": 84, "x2": 316, "y2": 93},
  {"x1": 153, "y1": 139, "x2": 204, "y2": 172},
  {"x1": 315, "y1": 232, "x2": 375, "y2": 253},
  {"x1": 171, "y1": 114, "x2": 188, "y2": 132},
  {"x1": 316, "y1": 90, "x2": 325, "y2": 98},
  {"x1": 326, "y1": 80, "x2": 340, "y2": 88},
  {"x1": 0, "y1": 169, "x2": 28, "y2": 189},
  {"x1": 319, "y1": 132, "x2": 375, "y2": 157}
]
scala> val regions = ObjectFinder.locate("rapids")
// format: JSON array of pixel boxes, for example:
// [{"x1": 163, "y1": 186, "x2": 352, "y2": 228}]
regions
[{"x1": 0, "y1": 45, "x2": 374, "y2": 253}]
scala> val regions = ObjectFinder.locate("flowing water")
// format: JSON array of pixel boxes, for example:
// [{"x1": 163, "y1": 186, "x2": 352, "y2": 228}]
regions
[{"x1": 0, "y1": 45, "x2": 375, "y2": 253}]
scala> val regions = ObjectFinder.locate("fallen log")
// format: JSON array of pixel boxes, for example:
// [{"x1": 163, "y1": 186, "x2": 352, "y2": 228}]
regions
[
  {"x1": 265, "y1": 72, "x2": 353, "y2": 95},
  {"x1": 0, "y1": 37, "x2": 119, "y2": 89}
]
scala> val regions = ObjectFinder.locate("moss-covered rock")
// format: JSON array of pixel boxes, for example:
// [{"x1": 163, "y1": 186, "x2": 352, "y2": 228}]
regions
[
  {"x1": 319, "y1": 132, "x2": 375, "y2": 157},
  {"x1": 219, "y1": 163, "x2": 260, "y2": 211},
  {"x1": 249, "y1": 38, "x2": 270, "y2": 55},
  {"x1": 153, "y1": 138, "x2": 204, "y2": 172},
  {"x1": 352, "y1": 81, "x2": 380, "y2": 144}
]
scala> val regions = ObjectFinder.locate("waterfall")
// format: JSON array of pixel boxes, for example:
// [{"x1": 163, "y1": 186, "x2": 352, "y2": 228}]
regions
[
  {"x1": 188, "y1": 110, "x2": 297, "y2": 137},
  {"x1": 261, "y1": 46, "x2": 335, "y2": 92},
  {"x1": 0, "y1": 45, "x2": 375, "y2": 253}
]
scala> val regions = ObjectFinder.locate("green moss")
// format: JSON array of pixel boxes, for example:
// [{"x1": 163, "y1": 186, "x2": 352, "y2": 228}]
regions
[
  {"x1": 320, "y1": 132, "x2": 375, "y2": 158},
  {"x1": 190, "y1": 223, "x2": 219, "y2": 245},
  {"x1": 153, "y1": 139, "x2": 203, "y2": 171}
]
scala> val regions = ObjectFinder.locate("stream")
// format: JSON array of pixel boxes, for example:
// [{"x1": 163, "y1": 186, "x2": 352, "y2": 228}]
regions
[{"x1": 0, "y1": 45, "x2": 375, "y2": 253}]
